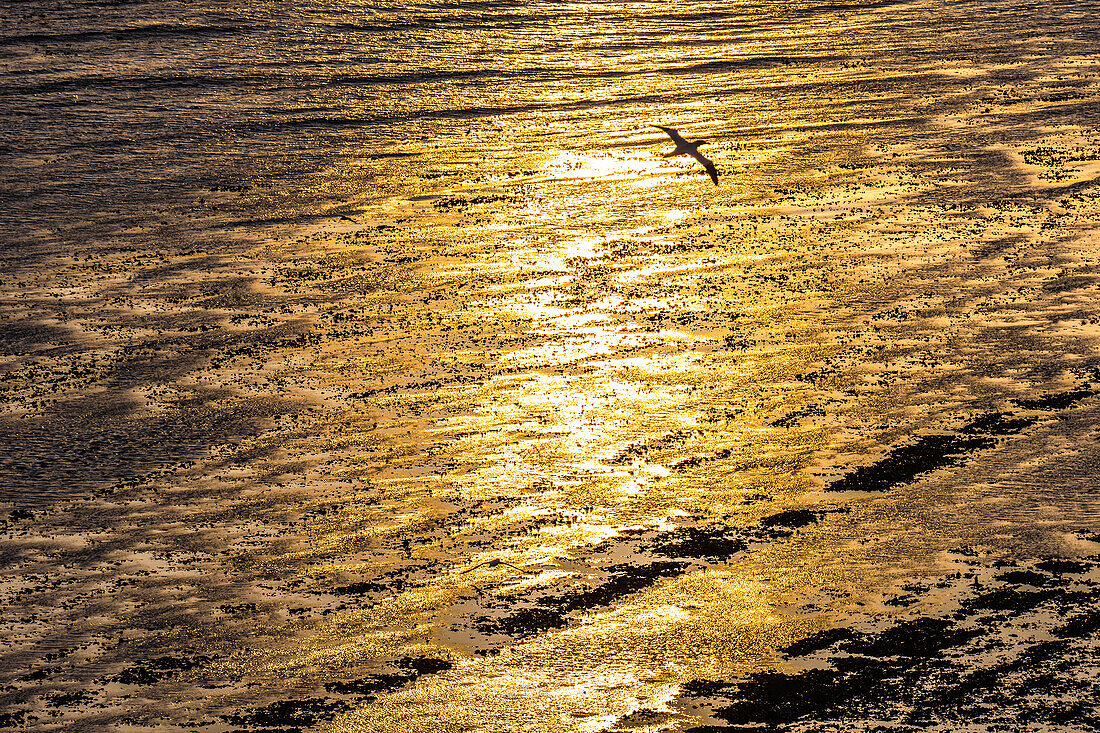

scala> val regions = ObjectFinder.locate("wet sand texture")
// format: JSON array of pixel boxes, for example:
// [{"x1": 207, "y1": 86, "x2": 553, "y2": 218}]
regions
[{"x1": 3, "y1": 0, "x2": 1100, "y2": 730}]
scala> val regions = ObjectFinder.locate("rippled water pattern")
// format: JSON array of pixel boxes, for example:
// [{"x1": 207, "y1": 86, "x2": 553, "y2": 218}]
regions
[{"x1": 2, "y1": 0, "x2": 1100, "y2": 730}]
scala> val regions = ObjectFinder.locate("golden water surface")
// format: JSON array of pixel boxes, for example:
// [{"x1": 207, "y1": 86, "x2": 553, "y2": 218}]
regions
[{"x1": 2, "y1": 0, "x2": 1100, "y2": 730}]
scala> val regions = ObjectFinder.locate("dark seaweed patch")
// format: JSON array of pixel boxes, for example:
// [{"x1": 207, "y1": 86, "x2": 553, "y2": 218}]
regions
[
  {"x1": 613, "y1": 708, "x2": 672, "y2": 729},
  {"x1": 320, "y1": 655, "x2": 454, "y2": 700},
  {"x1": 475, "y1": 606, "x2": 572, "y2": 638},
  {"x1": 826, "y1": 434, "x2": 992, "y2": 492},
  {"x1": 960, "y1": 411, "x2": 1036, "y2": 435},
  {"x1": 670, "y1": 448, "x2": 735, "y2": 472},
  {"x1": 1035, "y1": 558, "x2": 1092, "y2": 574},
  {"x1": 702, "y1": 668, "x2": 865, "y2": 727},
  {"x1": 396, "y1": 656, "x2": 453, "y2": 675},
  {"x1": 431, "y1": 194, "x2": 513, "y2": 212},
  {"x1": 453, "y1": 511, "x2": 842, "y2": 650},
  {"x1": 679, "y1": 678, "x2": 738, "y2": 698},
  {"x1": 759, "y1": 509, "x2": 822, "y2": 530},
  {"x1": 608, "y1": 430, "x2": 697, "y2": 465},
  {"x1": 683, "y1": 625, "x2": 1053, "y2": 729},
  {"x1": 44, "y1": 690, "x2": 93, "y2": 707},
  {"x1": 332, "y1": 580, "x2": 400, "y2": 595},
  {"x1": 529, "y1": 560, "x2": 685, "y2": 616},
  {"x1": 771, "y1": 405, "x2": 824, "y2": 428},
  {"x1": 475, "y1": 561, "x2": 686, "y2": 638},
  {"x1": 678, "y1": 556, "x2": 1100, "y2": 731},
  {"x1": 883, "y1": 592, "x2": 920, "y2": 607},
  {"x1": 646, "y1": 524, "x2": 746, "y2": 560},
  {"x1": 995, "y1": 569, "x2": 1054, "y2": 586},
  {"x1": 221, "y1": 698, "x2": 351, "y2": 729},
  {"x1": 1053, "y1": 610, "x2": 1100, "y2": 638},
  {"x1": 0, "y1": 710, "x2": 33, "y2": 727},
  {"x1": 220, "y1": 601, "x2": 259, "y2": 614},
  {"x1": 962, "y1": 587, "x2": 1051, "y2": 613},
  {"x1": 780, "y1": 627, "x2": 858, "y2": 657},
  {"x1": 824, "y1": 388, "x2": 1100, "y2": 496},
  {"x1": 111, "y1": 655, "x2": 214, "y2": 685},
  {"x1": 1022, "y1": 146, "x2": 1072, "y2": 166},
  {"x1": 845, "y1": 617, "x2": 978, "y2": 658},
  {"x1": 1013, "y1": 387, "x2": 1097, "y2": 410},
  {"x1": 323, "y1": 675, "x2": 408, "y2": 698},
  {"x1": 19, "y1": 666, "x2": 60, "y2": 682}
]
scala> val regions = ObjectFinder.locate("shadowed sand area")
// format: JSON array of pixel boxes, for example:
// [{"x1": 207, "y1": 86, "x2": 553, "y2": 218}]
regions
[{"x1": 2, "y1": 0, "x2": 1100, "y2": 730}]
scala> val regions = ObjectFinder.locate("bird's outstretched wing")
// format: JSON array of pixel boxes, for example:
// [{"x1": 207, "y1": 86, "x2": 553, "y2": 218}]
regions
[
  {"x1": 460, "y1": 558, "x2": 525, "y2": 574},
  {"x1": 653, "y1": 125, "x2": 688, "y2": 146},
  {"x1": 689, "y1": 149, "x2": 719, "y2": 185}
]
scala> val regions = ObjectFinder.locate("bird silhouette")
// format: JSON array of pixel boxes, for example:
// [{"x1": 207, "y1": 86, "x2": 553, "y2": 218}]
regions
[
  {"x1": 653, "y1": 125, "x2": 718, "y2": 185},
  {"x1": 459, "y1": 558, "x2": 525, "y2": 574}
]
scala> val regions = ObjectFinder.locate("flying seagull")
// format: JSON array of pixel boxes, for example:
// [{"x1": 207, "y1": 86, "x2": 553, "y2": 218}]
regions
[
  {"x1": 653, "y1": 125, "x2": 718, "y2": 185},
  {"x1": 460, "y1": 558, "x2": 525, "y2": 574}
]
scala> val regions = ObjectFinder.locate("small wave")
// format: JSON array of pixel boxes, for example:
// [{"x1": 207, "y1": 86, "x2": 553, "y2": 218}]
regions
[
  {"x1": 0, "y1": 73, "x2": 271, "y2": 98},
  {"x1": 663, "y1": 54, "x2": 850, "y2": 75},
  {"x1": 0, "y1": 22, "x2": 258, "y2": 48},
  {"x1": 241, "y1": 92, "x2": 684, "y2": 131}
]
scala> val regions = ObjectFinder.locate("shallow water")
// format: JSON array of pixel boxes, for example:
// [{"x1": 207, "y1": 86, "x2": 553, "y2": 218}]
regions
[{"x1": 2, "y1": 0, "x2": 1100, "y2": 730}]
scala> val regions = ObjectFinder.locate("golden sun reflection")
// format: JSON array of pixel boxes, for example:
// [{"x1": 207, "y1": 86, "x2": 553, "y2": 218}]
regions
[{"x1": 543, "y1": 151, "x2": 652, "y2": 182}]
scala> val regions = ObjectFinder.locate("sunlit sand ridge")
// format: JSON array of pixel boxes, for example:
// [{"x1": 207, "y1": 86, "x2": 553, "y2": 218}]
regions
[{"x1": 2, "y1": 0, "x2": 1100, "y2": 730}]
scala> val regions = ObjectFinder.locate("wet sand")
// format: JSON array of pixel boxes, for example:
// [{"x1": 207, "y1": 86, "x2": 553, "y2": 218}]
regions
[{"x1": 3, "y1": 4, "x2": 1100, "y2": 731}]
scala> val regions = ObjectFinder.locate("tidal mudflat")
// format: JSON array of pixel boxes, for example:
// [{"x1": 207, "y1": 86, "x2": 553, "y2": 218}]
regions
[{"x1": 3, "y1": 0, "x2": 1100, "y2": 730}]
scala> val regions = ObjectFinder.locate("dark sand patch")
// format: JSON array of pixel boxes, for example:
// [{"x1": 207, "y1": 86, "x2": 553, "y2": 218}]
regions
[{"x1": 675, "y1": 553, "x2": 1100, "y2": 732}]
